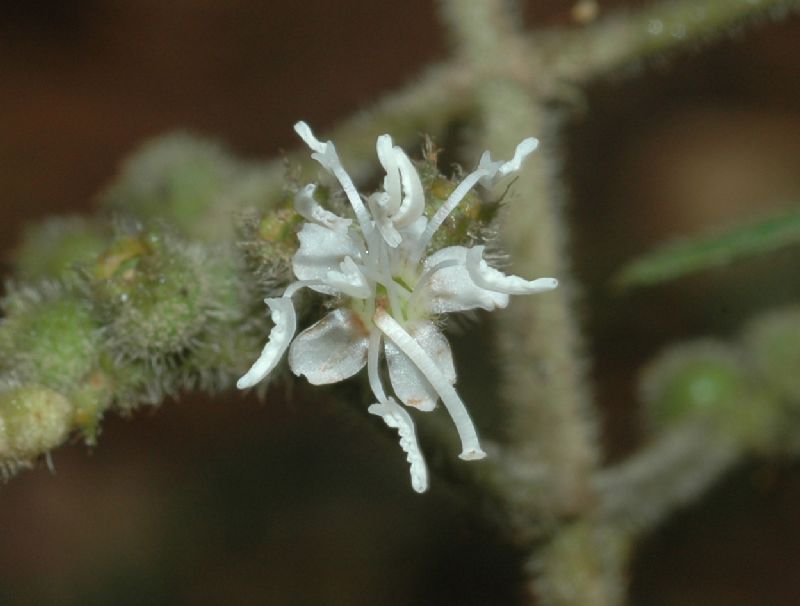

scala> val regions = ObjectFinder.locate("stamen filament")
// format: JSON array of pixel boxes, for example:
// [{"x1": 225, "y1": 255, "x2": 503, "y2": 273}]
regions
[
  {"x1": 373, "y1": 309, "x2": 486, "y2": 460},
  {"x1": 413, "y1": 168, "x2": 489, "y2": 261}
]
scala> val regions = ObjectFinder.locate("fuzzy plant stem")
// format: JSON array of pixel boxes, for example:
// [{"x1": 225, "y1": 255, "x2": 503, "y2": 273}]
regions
[
  {"x1": 438, "y1": 1, "x2": 606, "y2": 604},
  {"x1": 596, "y1": 424, "x2": 741, "y2": 535},
  {"x1": 548, "y1": 0, "x2": 800, "y2": 83}
]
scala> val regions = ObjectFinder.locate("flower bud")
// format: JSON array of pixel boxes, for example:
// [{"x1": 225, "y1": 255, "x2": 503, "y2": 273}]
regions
[
  {"x1": 101, "y1": 134, "x2": 242, "y2": 241},
  {"x1": 744, "y1": 307, "x2": 800, "y2": 405},
  {"x1": 0, "y1": 385, "x2": 72, "y2": 461},
  {"x1": 640, "y1": 340, "x2": 779, "y2": 449},
  {"x1": 92, "y1": 231, "x2": 208, "y2": 361},
  {"x1": 0, "y1": 288, "x2": 99, "y2": 393}
]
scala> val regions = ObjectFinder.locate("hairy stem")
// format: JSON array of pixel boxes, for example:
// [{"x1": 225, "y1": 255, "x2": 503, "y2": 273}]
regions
[
  {"x1": 595, "y1": 425, "x2": 741, "y2": 535},
  {"x1": 439, "y1": 1, "x2": 603, "y2": 603},
  {"x1": 440, "y1": 0, "x2": 598, "y2": 522},
  {"x1": 550, "y1": 0, "x2": 800, "y2": 83}
]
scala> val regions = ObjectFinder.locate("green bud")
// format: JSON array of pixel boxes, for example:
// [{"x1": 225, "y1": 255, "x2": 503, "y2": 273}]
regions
[
  {"x1": 0, "y1": 287, "x2": 99, "y2": 393},
  {"x1": 101, "y1": 134, "x2": 242, "y2": 241},
  {"x1": 92, "y1": 231, "x2": 209, "y2": 362},
  {"x1": 182, "y1": 248, "x2": 264, "y2": 391},
  {"x1": 640, "y1": 341, "x2": 780, "y2": 449},
  {"x1": 744, "y1": 307, "x2": 800, "y2": 405},
  {"x1": 0, "y1": 385, "x2": 72, "y2": 460},
  {"x1": 641, "y1": 342, "x2": 746, "y2": 429}
]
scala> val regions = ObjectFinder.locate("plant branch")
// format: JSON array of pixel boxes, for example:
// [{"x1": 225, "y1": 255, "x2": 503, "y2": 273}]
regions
[
  {"x1": 595, "y1": 425, "x2": 741, "y2": 535},
  {"x1": 439, "y1": 1, "x2": 605, "y2": 604},
  {"x1": 548, "y1": 0, "x2": 800, "y2": 84}
]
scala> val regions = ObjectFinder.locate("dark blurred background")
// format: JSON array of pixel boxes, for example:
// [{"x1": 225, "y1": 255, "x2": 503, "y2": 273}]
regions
[{"x1": 1, "y1": 1, "x2": 800, "y2": 604}]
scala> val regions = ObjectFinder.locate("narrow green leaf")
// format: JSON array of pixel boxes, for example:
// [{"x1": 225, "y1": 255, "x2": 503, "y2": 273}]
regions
[{"x1": 615, "y1": 207, "x2": 800, "y2": 288}]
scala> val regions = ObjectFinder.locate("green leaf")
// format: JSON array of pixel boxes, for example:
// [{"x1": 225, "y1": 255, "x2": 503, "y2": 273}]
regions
[{"x1": 615, "y1": 207, "x2": 800, "y2": 288}]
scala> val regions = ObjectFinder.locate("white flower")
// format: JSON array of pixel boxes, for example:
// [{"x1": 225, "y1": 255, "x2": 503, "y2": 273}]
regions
[{"x1": 238, "y1": 121, "x2": 557, "y2": 493}]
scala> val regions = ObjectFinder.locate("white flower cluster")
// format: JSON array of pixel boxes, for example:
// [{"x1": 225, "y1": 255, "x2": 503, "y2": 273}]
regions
[{"x1": 238, "y1": 122, "x2": 557, "y2": 493}]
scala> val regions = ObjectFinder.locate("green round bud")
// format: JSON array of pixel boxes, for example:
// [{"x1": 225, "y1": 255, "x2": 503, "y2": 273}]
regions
[
  {"x1": 743, "y1": 307, "x2": 800, "y2": 405},
  {"x1": 0, "y1": 289, "x2": 99, "y2": 393},
  {"x1": 640, "y1": 341, "x2": 747, "y2": 431},
  {"x1": 92, "y1": 232, "x2": 209, "y2": 361},
  {"x1": 641, "y1": 341, "x2": 782, "y2": 450},
  {"x1": 101, "y1": 134, "x2": 241, "y2": 241},
  {"x1": 0, "y1": 385, "x2": 72, "y2": 460}
]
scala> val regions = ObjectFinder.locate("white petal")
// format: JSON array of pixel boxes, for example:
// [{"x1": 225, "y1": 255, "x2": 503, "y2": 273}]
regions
[
  {"x1": 293, "y1": 184, "x2": 351, "y2": 233},
  {"x1": 376, "y1": 135, "x2": 402, "y2": 216},
  {"x1": 237, "y1": 298, "x2": 297, "y2": 389},
  {"x1": 385, "y1": 322, "x2": 455, "y2": 412},
  {"x1": 423, "y1": 246, "x2": 509, "y2": 313},
  {"x1": 292, "y1": 223, "x2": 362, "y2": 294},
  {"x1": 374, "y1": 310, "x2": 486, "y2": 461},
  {"x1": 368, "y1": 192, "x2": 402, "y2": 248},
  {"x1": 288, "y1": 308, "x2": 369, "y2": 384},
  {"x1": 391, "y1": 149, "x2": 425, "y2": 228},
  {"x1": 466, "y1": 246, "x2": 558, "y2": 295},
  {"x1": 368, "y1": 398, "x2": 429, "y2": 493},
  {"x1": 396, "y1": 215, "x2": 428, "y2": 259},
  {"x1": 325, "y1": 256, "x2": 371, "y2": 299}
]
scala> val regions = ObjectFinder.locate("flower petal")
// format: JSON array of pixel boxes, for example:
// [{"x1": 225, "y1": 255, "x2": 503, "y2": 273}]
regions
[
  {"x1": 466, "y1": 245, "x2": 558, "y2": 295},
  {"x1": 293, "y1": 184, "x2": 351, "y2": 233},
  {"x1": 391, "y1": 149, "x2": 425, "y2": 228},
  {"x1": 288, "y1": 308, "x2": 369, "y2": 384},
  {"x1": 292, "y1": 223, "x2": 362, "y2": 294},
  {"x1": 325, "y1": 256, "x2": 371, "y2": 299},
  {"x1": 423, "y1": 246, "x2": 509, "y2": 313},
  {"x1": 368, "y1": 398, "x2": 428, "y2": 493},
  {"x1": 237, "y1": 297, "x2": 297, "y2": 389},
  {"x1": 374, "y1": 309, "x2": 486, "y2": 461},
  {"x1": 368, "y1": 192, "x2": 402, "y2": 248},
  {"x1": 385, "y1": 322, "x2": 455, "y2": 411},
  {"x1": 376, "y1": 135, "x2": 402, "y2": 216}
]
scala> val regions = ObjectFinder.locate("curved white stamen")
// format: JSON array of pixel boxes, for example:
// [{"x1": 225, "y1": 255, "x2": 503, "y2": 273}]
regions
[
  {"x1": 477, "y1": 137, "x2": 540, "y2": 187},
  {"x1": 414, "y1": 168, "x2": 489, "y2": 261},
  {"x1": 466, "y1": 246, "x2": 558, "y2": 294},
  {"x1": 294, "y1": 121, "x2": 373, "y2": 237},
  {"x1": 368, "y1": 397, "x2": 429, "y2": 493},
  {"x1": 325, "y1": 257, "x2": 371, "y2": 299},
  {"x1": 283, "y1": 279, "x2": 323, "y2": 298},
  {"x1": 237, "y1": 297, "x2": 297, "y2": 389},
  {"x1": 376, "y1": 135, "x2": 402, "y2": 216},
  {"x1": 374, "y1": 309, "x2": 486, "y2": 461},
  {"x1": 367, "y1": 329, "x2": 387, "y2": 403},
  {"x1": 294, "y1": 184, "x2": 351, "y2": 233},
  {"x1": 392, "y1": 150, "x2": 425, "y2": 228}
]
